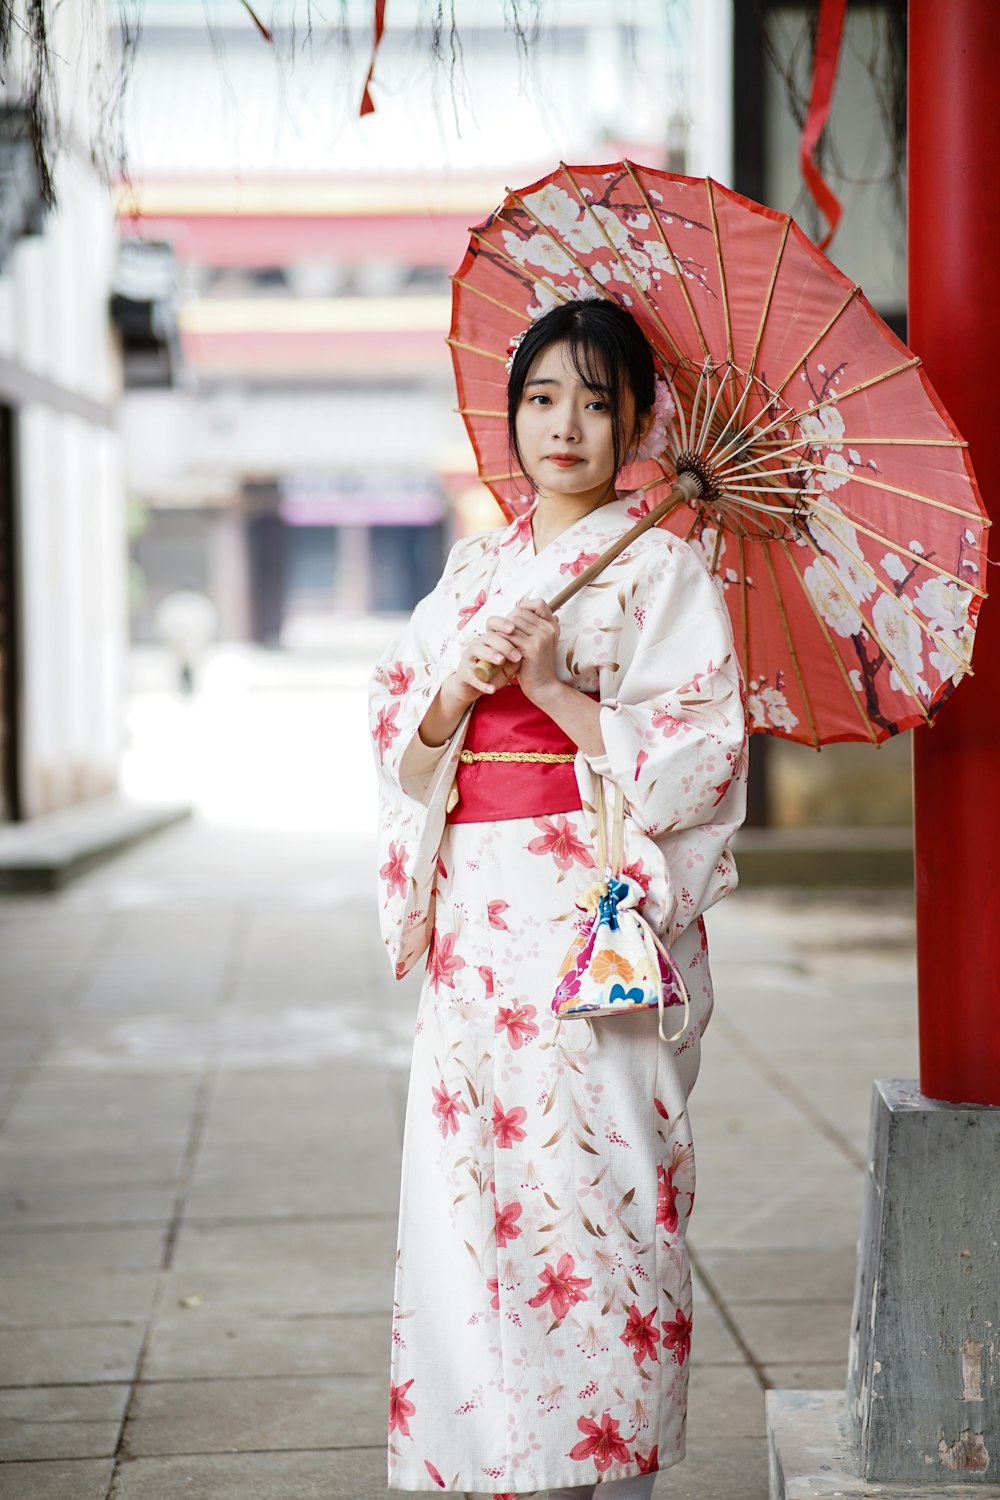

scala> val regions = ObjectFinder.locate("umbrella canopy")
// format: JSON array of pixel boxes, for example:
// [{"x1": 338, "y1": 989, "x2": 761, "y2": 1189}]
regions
[{"x1": 449, "y1": 160, "x2": 989, "y2": 747}]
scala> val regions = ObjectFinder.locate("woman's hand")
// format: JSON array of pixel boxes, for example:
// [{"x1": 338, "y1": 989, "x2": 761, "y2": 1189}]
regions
[
  {"x1": 502, "y1": 597, "x2": 560, "y2": 704},
  {"x1": 417, "y1": 620, "x2": 522, "y2": 746}
]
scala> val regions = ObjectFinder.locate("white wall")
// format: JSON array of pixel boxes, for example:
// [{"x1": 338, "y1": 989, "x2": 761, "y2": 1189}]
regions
[{"x1": 0, "y1": 0, "x2": 127, "y2": 818}]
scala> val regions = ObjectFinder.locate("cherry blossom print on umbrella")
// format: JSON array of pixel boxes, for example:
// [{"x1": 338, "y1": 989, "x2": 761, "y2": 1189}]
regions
[{"x1": 449, "y1": 160, "x2": 989, "y2": 746}]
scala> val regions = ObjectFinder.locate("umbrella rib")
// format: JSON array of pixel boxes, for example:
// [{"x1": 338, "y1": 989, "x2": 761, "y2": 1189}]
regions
[
  {"x1": 748, "y1": 217, "x2": 791, "y2": 377},
  {"x1": 751, "y1": 435, "x2": 967, "y2": 448},
  {"x1": 452, "y1": 275, "x2": 536, "y2": 322},
  {"x1": 447, "y1": 337, "x2": 507, "y2": 365},
  {"x1": 807, "y1": 497, "x2": 986, "y2": 595},
  {"x1": 772, "y1": 286, "x2": 861, "y2": 399},
  {"x1": 456, "y1": 406, "x2": 506, "y2": 418},
  {"x1": 805, "y1": 461, "x2": 988, "y2": 525},
  {"x1": 759, "y1": 541, "x2": 821, "y2": 748},
  {"x1": 554, "y1": 163, "x2": 690, "y2": 374},
  {"x1": 806, "y1": 515, "x2": 975, "y2": 674},
  {"x1": 797, "y1": 528, "x2": 934, "y2": 723},
  {"x1": 706, "y1": 180, "x2": 734, "y2": 368},
  {"x1": 778, "y1": 538, "x2": 881, "y2": 742},
  {"x1": 738, "y1": 532, "x2": 750, "y2": 677},
  {"x1": 621, "y1": 159, "x2": 711, "y2": 362}
]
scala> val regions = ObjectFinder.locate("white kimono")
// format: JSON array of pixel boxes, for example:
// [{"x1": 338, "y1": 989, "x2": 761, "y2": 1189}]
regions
[{"x1": 370, "y1": 495, "x2": 747, "y2": 1493}]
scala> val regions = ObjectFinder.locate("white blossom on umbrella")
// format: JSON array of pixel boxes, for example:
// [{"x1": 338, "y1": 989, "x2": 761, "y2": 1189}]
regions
[
  {"x1": 913, "y1": 577, "x2": 973, "y2": 633},
  {"x1": 872, "y1": 591, "x2": 930, "y2": 699},
  {"x1": 747, "y1": 675, "x2": 799, "y2": 732},
  {"x1": 881, "y1": 552, "x2": 908, "y2": 583},
  {"x1": 800, "y1": 402, "x2": 845, "y2": 448},
  {"x1": 803, "y1": 558, "x2": 863, "y2": 638}
]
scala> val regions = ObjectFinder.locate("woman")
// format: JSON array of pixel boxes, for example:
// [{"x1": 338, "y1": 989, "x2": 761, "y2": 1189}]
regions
[{"x1": 370, "y1": 299, "x2": 747, "y2": 1497}]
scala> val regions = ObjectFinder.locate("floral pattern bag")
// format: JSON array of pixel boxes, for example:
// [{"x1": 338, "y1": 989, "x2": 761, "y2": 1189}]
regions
[{"x1": 551, "y1": 780, "x2": 690, "y2": 1042}]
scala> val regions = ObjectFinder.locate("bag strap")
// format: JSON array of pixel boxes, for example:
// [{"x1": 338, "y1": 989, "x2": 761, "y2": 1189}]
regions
[
  {"x1": 594, "y1": 776, "x2": 690, "y2": 1046},
  {"x1": 595, "y1": 777, "x2": 625, "y2": 877}
]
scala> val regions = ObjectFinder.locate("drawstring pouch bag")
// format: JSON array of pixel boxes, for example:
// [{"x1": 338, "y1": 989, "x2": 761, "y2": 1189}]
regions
[{"x1": 550, "y1": 779, "x2": 690, "y2": 1043}]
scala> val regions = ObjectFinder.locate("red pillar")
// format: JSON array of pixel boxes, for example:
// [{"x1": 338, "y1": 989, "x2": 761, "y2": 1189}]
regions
[{"x1": 909, "y1": 0, "x2": 1000, "y2": 1106}]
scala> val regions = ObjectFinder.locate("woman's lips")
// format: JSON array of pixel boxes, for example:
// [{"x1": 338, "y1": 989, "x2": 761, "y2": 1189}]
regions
[{"x1": 546, "y1": 455, "x2": 583, "y2": 467}]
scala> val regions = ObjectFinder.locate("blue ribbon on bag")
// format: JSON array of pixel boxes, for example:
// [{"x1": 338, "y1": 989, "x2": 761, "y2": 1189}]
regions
[{"x1": 597, "y1": 877, "x2": 630, "y2": 931}]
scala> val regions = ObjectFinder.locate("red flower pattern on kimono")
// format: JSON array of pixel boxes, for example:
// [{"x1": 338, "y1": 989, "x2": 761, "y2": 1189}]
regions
[
  {"x1": 373, "y1": 702, "x2": 401, "y2": 761},
  {"x1": 492, "y1": 1097, "x2": 528, "y2": 1148},
  {"x1": 387, "y1": 662, "x2": 415, "y2": 696},
  {"x1": 620, "y1": 1303, "x2": 660, "y2": 1366},
  {"x1": 527, "y1": 1253, "x2": 592, "y2": 1321},
  {"x1": 495, "y1": 1002, "x2": 539, "y2": 1049},
  {"x1": 567, "y1": 1410, "x2": 633, "y2": 1472},
  {"x1": 635, "y1": 1445, "x2": 659, "y2": 1474},
  {"x1": 477, "y1": 964, "x2": 495, "y2": 998},
  {"x1": 656, "y1": 1163, "x2": 679, "y2": 1234},
  {"x1": 389, "y1": 1378, "x2": 415, "y2": 1437},
  {"x1": 457, "y1": 590, "x2": 487, "y2": 628},
  {"x1": 560, "y1": 549, "x2": 599, "y2": 577},
  {"x1": 650, "y1": 707, "x2": 690, "y2": 739},
  {"x1": 495, "y1": 1198, "x2": 523, "y2": 1248},
  {"x1": 423, "y1": 1459, "x2": 446, "y2": 1488},
  {"x1": 487, "y1": 900, "x2": 510, "y2": 929},
  {"x1": 526, "y1": 816, "x2": 596, "y2": 872},
  {"x1": 380, "y1": 842, "x2": 408, "y2": 900},
  {"x1": 486, "y1": 1275, "x2": 500, "y2": 1311},
  {"x1": 431, "y1": 1081, "x2": 467, "y2": 1138},
  {"x1": 427, "y1": 930, "x2": 465, "y2": 992},
  {"x1": 661, "y1": 1307, "x2": 692, "y2": 1365}
]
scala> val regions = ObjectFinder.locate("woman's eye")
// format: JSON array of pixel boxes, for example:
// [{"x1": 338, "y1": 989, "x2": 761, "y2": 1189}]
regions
[
  {"x1": 587, "y1": 400, "x2": 609, "y2": 413},
  {"x1": 530, "y1": 394, "x2": 551, "y2": 406}
]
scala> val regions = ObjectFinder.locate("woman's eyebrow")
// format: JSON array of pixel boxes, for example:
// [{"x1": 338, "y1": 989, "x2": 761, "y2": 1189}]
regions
[{"x1": 525, "y1": 377, "x2": 561, "y2": 388}]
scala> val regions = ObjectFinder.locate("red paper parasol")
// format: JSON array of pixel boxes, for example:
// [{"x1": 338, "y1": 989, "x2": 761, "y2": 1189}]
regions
[{"x1": 449, "y1": 160, "x2": 989, "y2": 747}]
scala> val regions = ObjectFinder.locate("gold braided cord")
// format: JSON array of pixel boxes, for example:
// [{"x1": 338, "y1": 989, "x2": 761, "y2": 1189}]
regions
[{"x1": 459, "y1": 749, "x2": 576, "y2": 764}]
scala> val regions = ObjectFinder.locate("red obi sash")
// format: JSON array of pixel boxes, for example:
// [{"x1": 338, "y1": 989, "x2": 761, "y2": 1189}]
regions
[{"x1": 447, "y1": 682, "x2": 592, "y2": 825}]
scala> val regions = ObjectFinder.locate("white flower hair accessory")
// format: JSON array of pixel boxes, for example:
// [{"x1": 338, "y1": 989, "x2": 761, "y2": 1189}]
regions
[
  {"x1": 505, "y1": 327, "x2": 529, "y2": 373},
  {"x1": 629, "y1": 377, "x2": 677, "y2": 464}
]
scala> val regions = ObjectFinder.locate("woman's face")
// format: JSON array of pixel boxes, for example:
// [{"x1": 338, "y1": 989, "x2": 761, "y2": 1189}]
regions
[{"x1": 514, "y1": 339, "x2": 634, "y2": 506}]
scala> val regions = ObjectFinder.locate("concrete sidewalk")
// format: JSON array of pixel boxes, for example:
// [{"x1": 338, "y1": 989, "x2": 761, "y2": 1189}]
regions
[{"x1": 0, "y1": 813, "x2": 919, "y2": 1500}]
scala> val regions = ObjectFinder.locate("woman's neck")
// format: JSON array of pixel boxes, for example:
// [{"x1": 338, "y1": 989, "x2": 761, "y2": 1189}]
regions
[{"x1": 531, "y1": 487, "x2": 619, "y2": 553}]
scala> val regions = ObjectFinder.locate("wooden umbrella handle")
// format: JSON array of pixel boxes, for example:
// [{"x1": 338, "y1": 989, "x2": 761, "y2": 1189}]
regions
[{"x1": 473, "y1": 474, "x2": 702, "y2": 684}]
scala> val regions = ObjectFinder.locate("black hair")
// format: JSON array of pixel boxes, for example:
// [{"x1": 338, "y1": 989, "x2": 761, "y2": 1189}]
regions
[{"x1": 505, "y1": 299, "x2": 656, "y2": 496}]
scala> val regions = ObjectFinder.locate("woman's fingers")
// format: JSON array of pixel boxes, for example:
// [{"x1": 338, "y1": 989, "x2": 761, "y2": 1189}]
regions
[{"x1": 471, "y1": 629, "x2": 521, "y2": 666}]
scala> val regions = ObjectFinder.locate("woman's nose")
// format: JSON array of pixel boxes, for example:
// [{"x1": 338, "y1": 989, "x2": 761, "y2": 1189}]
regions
[{"x1": 551, "y1": 404, "x2": 581, "y2": 440}]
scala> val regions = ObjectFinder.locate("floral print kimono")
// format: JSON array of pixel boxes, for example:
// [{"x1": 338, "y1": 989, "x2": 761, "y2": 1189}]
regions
[{"x1": 370, "y1": 494, "x2": 748, "y2": 1494}]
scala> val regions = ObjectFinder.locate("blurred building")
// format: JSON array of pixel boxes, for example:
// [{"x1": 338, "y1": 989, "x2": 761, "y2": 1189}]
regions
[
  {"x1": 0, "y1": 2, "x2": 126, "y2": 821},
  {"x1": 114, "y1": 0, "x2": 730, "y2": 647}
]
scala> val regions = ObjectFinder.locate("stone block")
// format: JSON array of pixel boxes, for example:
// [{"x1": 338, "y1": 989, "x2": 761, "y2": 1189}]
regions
[{"x1": 846, "y1": 1080, "x2": 1000, "y2": 1483}]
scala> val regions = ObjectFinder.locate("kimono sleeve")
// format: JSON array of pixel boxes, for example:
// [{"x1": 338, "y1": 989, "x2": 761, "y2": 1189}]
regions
[
  {"x1": 368, "y1": 531, "x2": 491, "y2": 978},
  {"x1": 587, "y1": 536, "x2": 748, "y2": 944}
]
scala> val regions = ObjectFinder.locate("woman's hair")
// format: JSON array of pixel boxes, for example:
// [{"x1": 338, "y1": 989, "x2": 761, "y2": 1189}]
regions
[{"x1": 506, "y1": 298, "x2": 656, "y2": 492}]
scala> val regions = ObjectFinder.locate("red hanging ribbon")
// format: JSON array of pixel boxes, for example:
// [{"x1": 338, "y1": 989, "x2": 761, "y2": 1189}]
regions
[
  {"x1": 360, "y1": 0, "x2": 387, "y2": 117},
  {"x1": 799, "y1": 0, "x2": 847, "y2": 251}
]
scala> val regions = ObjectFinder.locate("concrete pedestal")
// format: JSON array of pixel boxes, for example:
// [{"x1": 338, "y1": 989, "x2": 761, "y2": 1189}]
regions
[{"x1": 767, "y1": 1080, "x2": 1000, "y2": 1496}]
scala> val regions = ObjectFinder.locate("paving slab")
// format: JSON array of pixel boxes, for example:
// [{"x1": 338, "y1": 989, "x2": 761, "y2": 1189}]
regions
[
  {"x1": 0, "y1": 1321, "x2": 146, "y2": 1385},
  {"x1": 693, "y1": 1248, "x2": 858, "y2": 1304},
  {"x1": 724, "y1": 1299, "x2": 851, "y2": 1366},
  {"x1": 124, "y1": 1373, "x2": 385, "y2": 1455},
  {"x1": 0, "y1": 1269, "x2": 160, "y2": 1329},
  {"x1": 686, "y1": 1363, "x2": 767, "y2": 1441},
  {"x1": 0, "y1": 1382, "x2": 129, "y2": 1460},
  {"x1": 0, "y1": 1457, "x2": 114, "y2": 1499},
  {"x1": 169, "y1": 1217, "x2": 395, "y2": 1300},
  {"x1": 143, "y1": 1311, "x2": 391, "y2": 1381},
  {"x1": 0, "y1": 1226, "x2": 167, "y2": 1272},
  {"x1": 112, "y1": 1447, "x2": 386, "y2": 1500},
  {"x1": 0, "y1": 1182, "x2": 176, "y2": 1228}
]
